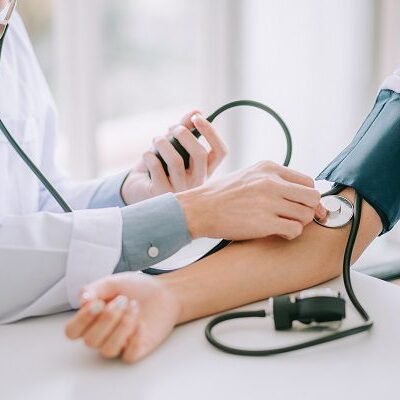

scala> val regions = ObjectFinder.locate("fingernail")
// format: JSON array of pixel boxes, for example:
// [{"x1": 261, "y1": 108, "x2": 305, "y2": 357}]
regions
[
  {"x1": 109, "y1": 295, "x2": 129, "y2": 311},
  {"x1": 89, "y1": 300, "x2": 105, "y2": 315},
  {"x1": 130, "y1": 300, "x2": 138, "y2": 315},
  {"x1": 81, "y1": 291, "x2": 94, "y2": 303},
  {"x1": 191, "y1": 114, "x2": 201, "y2": 123}
]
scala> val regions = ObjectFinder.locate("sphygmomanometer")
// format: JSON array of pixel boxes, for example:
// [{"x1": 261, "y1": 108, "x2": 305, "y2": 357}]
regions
[
  {"x1": 205, "y1": 89, "x2": 400, "y2": 355},
  {"x1": 0, "y1": 2, "x2": 399, "y2": 354}
]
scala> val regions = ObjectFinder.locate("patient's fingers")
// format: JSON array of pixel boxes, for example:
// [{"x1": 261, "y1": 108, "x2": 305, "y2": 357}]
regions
[
  {"x1": 277, "y1": 166, "x2": 315, "y2": 188},
  {"x1": 100, "y1": 300, "x2": 140, "y2": 359},
  {"x1": 79, "y1": 290, "x2": 96, "y2": 307},
  {"x1": 82, "y1": 276, "x2": 123, "y2": 302},
  {"x1": 273, "y1": 218, "x2": 303, "y2": 240},
  {"x1": 82, "y1": 295, "x2": 129, "y2": 348},
  {"x1": 65, "y1": 299, "x2": 105, "y2": 340},
  {"x1": 122, "y1": 324, "x2": 148, "y2": 363},
  {"x1": 280, "y1": 182, "x2": 321, "y2": 209}
]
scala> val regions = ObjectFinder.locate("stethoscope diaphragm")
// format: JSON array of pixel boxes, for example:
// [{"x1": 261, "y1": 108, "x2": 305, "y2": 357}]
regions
[{"x1": 314, "y1": 195, "x2": 354, "y2": 228}]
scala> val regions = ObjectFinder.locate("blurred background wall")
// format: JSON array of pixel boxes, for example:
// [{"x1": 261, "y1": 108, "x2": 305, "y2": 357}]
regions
[
  {"x1": 15, "y1": 0, "x2": 400, "y2": 266},
  {"x1": 18, "y1": 0, "x2": 400, "y2": 180}
]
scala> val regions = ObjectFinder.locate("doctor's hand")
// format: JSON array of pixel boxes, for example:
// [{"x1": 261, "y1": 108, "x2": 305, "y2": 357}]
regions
[
  {"x1": 121, "y1": 110, "x2": 228, "y2": 205},
  {"x1": 65, "y1": 273, "x2": 180, "y2": 363},
  {"x1": 176, "y1": 161, "x2": 326, "y2": 241}
]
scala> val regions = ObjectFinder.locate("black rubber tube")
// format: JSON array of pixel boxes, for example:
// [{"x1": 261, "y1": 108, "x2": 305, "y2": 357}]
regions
[
  {"x1": 0, "y1": 119, "x2": 73, "y2": 213},
  {"x1": 205, "y1": 190, "x2": 373, "y2": 356},
  {"x1": 154, "y1": 100, "x2": 293, "y2": 176},
  {"x1": 0, "y1": 24, "x2": 72, "y2": 213},
  {"x1": 144, "y1": 100, "x2": 292, "y2": 275}
]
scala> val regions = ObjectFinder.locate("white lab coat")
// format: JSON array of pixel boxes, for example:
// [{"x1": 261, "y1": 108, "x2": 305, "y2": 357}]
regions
[{"x1": 0, "y1": 13, "x2": 122, "y2": 323}]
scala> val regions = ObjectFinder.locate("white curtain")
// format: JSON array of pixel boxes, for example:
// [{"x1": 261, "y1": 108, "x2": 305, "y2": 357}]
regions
[
  {"x1": 228, "y1": 0, "x2": 378, "y2": 178},
  {"x1": 375, "y1": 0, "x2": 400, "y2": 83},
  {"x1": 229, "y1": 0, "x2": 400, "y2": 253}
]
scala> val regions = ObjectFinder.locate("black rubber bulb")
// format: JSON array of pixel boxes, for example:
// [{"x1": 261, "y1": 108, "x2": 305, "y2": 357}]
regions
[{"x1": 154, "y1": 128, "x2": 201, "y2": 176}]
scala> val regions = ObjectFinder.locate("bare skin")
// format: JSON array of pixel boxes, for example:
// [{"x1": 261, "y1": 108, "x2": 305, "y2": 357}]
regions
[
  {"x1": 121, "y1": 111, "x2": 326, "y2": 241},
  {"x1": 65, "y1": 188, "x2": 382, "y2": 363},
  {"x1": 164, "y1": 188, "x2": 381, "y2": 322},
  {"x1": 121, "y1": 111, "x2": 228, "y2": 205}
]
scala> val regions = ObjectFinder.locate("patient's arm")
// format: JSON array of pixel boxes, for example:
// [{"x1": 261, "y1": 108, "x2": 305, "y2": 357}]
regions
[
  {"x1": 65, "y1": 188, "x2": 382, "y2": 362},
  {"x1": 161, "y1": 188, "x2": 382, "y2": 323},
  {"x1": 65, "y1": 87, "x2": 398, "y2": 362}
]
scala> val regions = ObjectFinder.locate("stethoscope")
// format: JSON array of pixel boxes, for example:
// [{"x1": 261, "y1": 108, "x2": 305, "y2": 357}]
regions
[
  {"x1": 0, "y1": 0, "x2": 372, "y2": 356},
  {"x1": 205, "y1": 189, "x2": 372, "y2": 356}
]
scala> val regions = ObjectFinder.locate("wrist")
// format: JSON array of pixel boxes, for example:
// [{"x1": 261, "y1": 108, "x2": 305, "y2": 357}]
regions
[
  {"x1": 119, "y1": 171, "x2": 131, "y2": 205},
  {"x1": 176, "y1": 189, "x2": 208, "y2": 239},
  {"x1": 156, "y1": 277, "x2": 185, "y2": 325},
  {"x1": 157, "y1": 275, "x2": 189, "y2": 325},
  {"x1": 120, "y1": 169, "x2": 151, "y2": 205},
  {"x1": 120, "y1": 171, "x2": 133, "y2": 205}
]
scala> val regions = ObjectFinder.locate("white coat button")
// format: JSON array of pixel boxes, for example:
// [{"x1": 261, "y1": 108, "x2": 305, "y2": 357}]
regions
[{"x1": 148, "y1": 246, "x2": 159, "y2": 258}]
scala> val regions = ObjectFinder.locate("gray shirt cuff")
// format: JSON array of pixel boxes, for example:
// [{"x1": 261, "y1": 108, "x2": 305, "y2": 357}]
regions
[
  {"x1": 114, "y1": 193, "x2": 192, "y2": 273},
  {"x1": 89, "y1": 171, "x2": 129, "y2": 209}
]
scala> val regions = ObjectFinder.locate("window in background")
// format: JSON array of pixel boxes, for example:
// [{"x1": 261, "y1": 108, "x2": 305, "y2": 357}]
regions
[
  {"x1": 19, "y1": 0, "x2": 238, "y2": 179},
  {"x1": 96, "y1": 0, "x2": 207, "y2": 176},
  {"x1": 18, "y1": 0, "x2": 54, "y2": 88},
  {"x1": 16, "y1": 0, "x2": 400, "y2": 268},
  {"x1": 101, "y1": 0, "x2": 203, "y2": 119},
  {"x1": 52, "y1": 0, "x2": 233, "y2": 179}
]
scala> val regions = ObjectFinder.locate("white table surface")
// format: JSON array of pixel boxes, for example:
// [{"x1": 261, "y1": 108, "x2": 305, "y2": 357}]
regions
[{"x1": 1, "y1": 271, "x2": 399, "y2": 400}]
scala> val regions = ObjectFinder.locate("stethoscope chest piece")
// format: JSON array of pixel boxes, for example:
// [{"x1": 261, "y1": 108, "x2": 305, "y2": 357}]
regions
[{"x1": 314, "y1": 195, "x2": 354, "y2": 228}]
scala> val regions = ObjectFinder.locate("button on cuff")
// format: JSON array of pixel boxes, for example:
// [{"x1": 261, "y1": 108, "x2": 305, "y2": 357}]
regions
[
  {"x1": 148, "y1": 245, "x2": 160, "y2": 258},
  {"x1": 114, "y1": 193, "x2": 191, "y2": 273}
]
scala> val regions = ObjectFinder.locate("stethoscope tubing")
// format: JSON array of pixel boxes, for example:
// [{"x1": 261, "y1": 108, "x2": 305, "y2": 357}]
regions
[
  {"x1": 146, "y1": 99, "x2": 293, "y2": 275},
  {"x1": 0, "y1": 119, "x2": 73, "y2": 213},
  {"x1": 0, "y1": 2, "x2": 372, "y2": 358},
  {"x1": 205, "y1": 185, "x2": 373, "y2": 356},
  {"x1": 205, "y1": 100, "x2": 293, "y2": 167}
]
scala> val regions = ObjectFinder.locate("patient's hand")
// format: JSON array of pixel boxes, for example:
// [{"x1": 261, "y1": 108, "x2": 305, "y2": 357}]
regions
[
  {"x1": 121, "y1": 110, "x2": 228, "y2": 205},
  {"x1": 65, "y1": 273, "x2": 181, "y2": 363}
]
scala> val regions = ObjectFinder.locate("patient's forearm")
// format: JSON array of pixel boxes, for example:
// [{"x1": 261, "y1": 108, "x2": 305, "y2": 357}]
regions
[{"x1": 159, "y1": 189, "x2": 382, "y2": 324}]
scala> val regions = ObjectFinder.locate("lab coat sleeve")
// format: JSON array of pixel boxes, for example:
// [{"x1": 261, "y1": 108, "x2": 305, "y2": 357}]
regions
[
  {"x1": 88, "y1": 170, "x2": 129, "y2": 209},
  {"x1": 38, "y1": 166, "x2": 123, "y2": 213},
  {"x1": 0, "y1": 207, "x2": 122, "y2": 324}
]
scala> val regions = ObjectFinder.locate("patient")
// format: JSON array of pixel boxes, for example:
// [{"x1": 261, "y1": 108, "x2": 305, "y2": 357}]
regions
[
  {"x1": 65, "y1": 86, "x2": 400, "y2": 363},
  {"x1": 65, "y1": 189, "x2": 381, "y2": 362}
]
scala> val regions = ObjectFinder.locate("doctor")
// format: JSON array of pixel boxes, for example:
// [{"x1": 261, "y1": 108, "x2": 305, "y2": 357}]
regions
[{"x1": 0, "y1": 1, "x2": 324, "y2": 323}]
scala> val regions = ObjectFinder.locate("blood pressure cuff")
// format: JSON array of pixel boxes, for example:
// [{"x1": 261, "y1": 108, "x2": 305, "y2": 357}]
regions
[{"x1": 316, "y1": 89, "x2": 400, "y2": 235}]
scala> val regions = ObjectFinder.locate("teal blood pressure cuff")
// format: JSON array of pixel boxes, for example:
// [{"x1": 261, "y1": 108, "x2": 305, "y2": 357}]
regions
[{"x1": 317, "y1": 89, "x2": 400, "y2": 234}]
